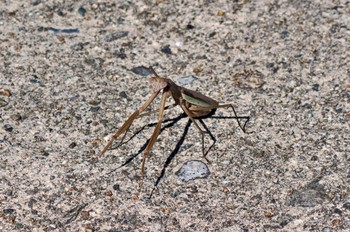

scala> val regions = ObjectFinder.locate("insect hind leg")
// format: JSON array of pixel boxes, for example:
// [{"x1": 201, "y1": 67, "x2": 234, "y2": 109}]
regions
[
  {"x1": 216, "y1": 104, "x2": 249, "y2": 133},
  {"x1": 198, "y1": 118, "x2": 216, "y2": 162}
]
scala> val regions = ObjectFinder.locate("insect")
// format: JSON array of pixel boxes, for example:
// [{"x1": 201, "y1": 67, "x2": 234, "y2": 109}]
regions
[{"x1": 101, "y1": 67, "x2": 249, "y2": 176}]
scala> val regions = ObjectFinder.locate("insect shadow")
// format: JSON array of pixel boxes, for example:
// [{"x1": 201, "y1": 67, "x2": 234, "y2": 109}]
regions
[{"x1": 106, "y1": 111, "x2": 244, "y2": 197}]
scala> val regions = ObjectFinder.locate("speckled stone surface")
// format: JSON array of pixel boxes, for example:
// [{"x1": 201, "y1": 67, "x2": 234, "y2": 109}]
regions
[{"x1": 1, "y1": 1, "x2": 349, "y2": 231}]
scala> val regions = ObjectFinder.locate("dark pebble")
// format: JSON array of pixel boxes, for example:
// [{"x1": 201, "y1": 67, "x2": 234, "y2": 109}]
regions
[
  {"x1": 105, "y1": 31, "x2": 129, "y2": 42},
  {"x1": 31, "y1": 0, "x2": 41, "y2": 6},
  {"x1": 312, "y1": 84, "x2": 320, "y2": 91},
  {"x1": 69, "y1": 142, "x2": 77, "y2": 148},
  {"x1": 30, "y1": 78, "x2": 40, "y2": 84},
  {"x1": 161, "y1": 45, "x2": 172, "y2": 55},
  {"x1": 90, "y1": 106, "x2": 100, "y2": 112},
  {"x1": 119, "y1": 91, "x2": 128, "y2": 98},
  {"x1": 85, "y1": 58, "x2": 104, "y2": 70},
  {"x1": 78, "y1": 7, "x2": 87, "y2": 16},
  {"x1": 3, "y1": 208, "x2": 15, "y2": 214},
  {"x1": 114, "y1": 48, "x2": 127, "y2": 59},
  {"x1": 130, "y1": 66, "x2": 151, "y2": 76},
  {"x1": 56, "y1": 9, "x2": 65, "y2": 17},
  {"x1": 0, "y1": 99, "x2": 8, "y2": 107},
  {"x1": 303, "y1": 103, "x2": 312, "y2": 109},
  {"x1": 15, "y1": 223, "x2": 24, "y2": 229},
  {"x1": 186, "y1": 23, "x2": 195, "y2": 30},
  {"x1": 4, "y1": 124, "x2": 13, "y2": 132},
  {"x1": 89, "y1": 100, "x2": 101, "y2": 106},
  {"x1": 113, "y1": 184, "x2": 120, "y2": 191},
  {"x1": 208, "y1": 31, "x2": 216, "y2": 37},
  {"x1": 266, "y1": 62, "x2": 274, "y2": 68},
  {"x1": 71, "y1": 42, "x2": 87, "y2": 51},
  {"x1": 334, "y1": 208, "x2": 342, "y2": 215},
  {"x1": 343, "y1": 202, "x2": 350, "y2": 210},
  {"x1": 281, "y1": 31, "x2": 289, "y2": 38}
]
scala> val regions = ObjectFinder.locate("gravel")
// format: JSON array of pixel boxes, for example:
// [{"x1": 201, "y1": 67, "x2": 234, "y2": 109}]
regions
[{"x1": 1, "y1": 1, "x2": 349, "y2": 231}]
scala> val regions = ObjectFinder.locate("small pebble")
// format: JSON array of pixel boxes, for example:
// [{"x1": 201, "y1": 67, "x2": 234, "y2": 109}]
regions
[
  {"x1": 186, "y1": 23, "x2": 195, "y2": 30},
  {"x1": 105, "y1": 31, "x2": 129, "y2": 42},
  {"x1": 177, "y1": 75, "x2": 197, "y2": 85},
  {"x1": 161, "y1": 45, "x2": 172, "y2": 54},
  {"x1": 15, "y1": 223, "x2": 24, "y2": 229},
  {"x1": 113, "y1": 184, "x2": 120, "y2": 191},
  {"x1": 90, "y1": 106, "x2": 100, "y2": 112},
  {"x1": 208, "y1": 31, "x2": 216, "y2": 38},
  {"x1": 11, "y1": 113, "x2": 22, "y2": 121},
  {"x1": 131, "y1": 66, "x2": 151, "y2": 76},
  {"x1": 1, "y1": 89, "x2": 11, "y2": 96},
  {"x1": 3, "y1": 208, "x2": 15, "y2": 214},
  {"x1": 89, "y1": 99, "x2": 101, "y2": 106},
  {"x1": 68, "y1": 142, "x2": 77, "y2": 148},
  {"x1": 312, "y1": 84, "x2": 320, "y2": 91},
  {"x1": 281, "y1": 31, "x2": 290, "y2": 38},
  {"x1": 343, "y1": 202, "x2": 350, "y2": 210},
  {"x1": 175, "y1": 40, "x2": 183, "y2": 47},
  {"x1": 81, "y1": 210, "x2": 90, "y2": 220},
  {"x1": 119, "y1": 91, "x2": 128, "y2": 98},
  {"x1": 176, "y1": 160, "x2": 210, "y2": 182},
  {"x1": 71, "y1": 42, "x2": 86, "y2": 51},
  {"x1": 334, "y1": 208, "x2": 342, "y2": 215},
  {"x1": 4, "y1": 124, "x2": 13, "y2": 132},
  {"x1": 193, "y1": 65, "x2": 203, "y2": 74},
  {"x1": 115, "y1": 48, "x2": 127, "y2": 59},
  {"x1": 31, "y1": 0, "x2": 41, "y2": 5},
  {"x1": 0, "y1": 99, "x2": 8, "y2": 107},
  {"x1": 302, "y1": 103, "x2": 312, "y2": 109},
  {"x1": 78, "y1": 7, "x2": 87, "y2": 16},
  {"x1": 217, "y1": 10, "x2": 225, "y2": 16}
]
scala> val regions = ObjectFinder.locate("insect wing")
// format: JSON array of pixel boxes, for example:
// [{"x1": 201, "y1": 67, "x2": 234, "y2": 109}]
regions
[
  {"x1": 181, "y1": 92, "x2": 212, "y2": 107},
  {"x1": 181, "y1": 87, "x2": 218, "y2": 107}
]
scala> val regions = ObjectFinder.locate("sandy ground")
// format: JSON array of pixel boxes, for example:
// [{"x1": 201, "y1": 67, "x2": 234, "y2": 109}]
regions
[{"x1": 1, "y1": 0, "x2": 350, "y2": 231}]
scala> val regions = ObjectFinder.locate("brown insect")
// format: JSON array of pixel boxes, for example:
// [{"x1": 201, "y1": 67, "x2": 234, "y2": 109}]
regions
[{"x1": 101, "y1": 67, "x2": 249, "y2": 175}]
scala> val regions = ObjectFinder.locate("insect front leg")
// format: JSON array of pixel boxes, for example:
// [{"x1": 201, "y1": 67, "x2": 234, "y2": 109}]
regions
[
  {"x1": 101, "y1": 91, "x2": 159, "y2": 156},
  {"x1": 140, "y1": 91, "x2": 169, "y2": 176}
]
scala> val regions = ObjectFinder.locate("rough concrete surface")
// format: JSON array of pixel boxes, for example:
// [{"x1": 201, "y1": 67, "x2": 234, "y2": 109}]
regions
[{"x1": 1, "y1": 0, "x2": 349, "y2": 231}]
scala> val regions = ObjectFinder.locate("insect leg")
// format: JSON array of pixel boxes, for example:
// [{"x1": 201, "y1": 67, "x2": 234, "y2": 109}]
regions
[
  {"x1": 112, "y1": 103, "x2": 178, "y2": 150},
  {"x1": 216, "y1": 104, "x2": 249, "y2": 133},
  {"x1": 141, "y1": 91, "x2": 169, "y2": 176},
  {"x1": 179, "y1": 104, "x2": 211, "y2": 163},
  {"x1": 101, "y1": 91, "x2": 159, "y2": 156},
  {"x1": 198, "y1": 118, "x2": 216, "y2": 160}
]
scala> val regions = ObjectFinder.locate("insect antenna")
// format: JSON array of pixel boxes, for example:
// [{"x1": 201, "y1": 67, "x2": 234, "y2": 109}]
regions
[{"x1": 148, "y1": 66, "x2": 160, "y2": 77}]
